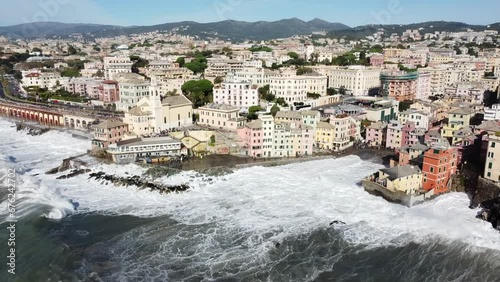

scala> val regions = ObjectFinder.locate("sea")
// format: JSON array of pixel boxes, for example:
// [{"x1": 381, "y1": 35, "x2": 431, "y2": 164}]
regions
[{"x1": 1, "y1": 118, "x2": 500, "y2": 282}]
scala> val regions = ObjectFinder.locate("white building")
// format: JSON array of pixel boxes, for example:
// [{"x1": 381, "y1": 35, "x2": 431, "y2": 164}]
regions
[
  {"x1": 103, "y1": 57, "x2": 133, "y2": 80},
  {"x1": 213, "y1": 80, "x2": 259, "y2": 111},
  {"x1": 416, "y1": 71, "x2": 431, "y2": 100},
  {"x1": 198, "y1": 103, "x2": 245, "y2": 131},
  {"x1": 312, "y1": 65, "x2": 381, "y2": 97},
  {"x1": 21, "y1": 70, "x2": 61, "y2": 89},
  {"x1": 117, "y1": 74, "x2": 151, "y2": 111},
  {"x1": 107, "y1": 136, "x2": 182, "y2": 164},
  {"x1": 484, "y1": 104, "x2": 500, "y2": 121},
  {"x1": 270, "y1": 72, "x2": 327, "y2": 103}
]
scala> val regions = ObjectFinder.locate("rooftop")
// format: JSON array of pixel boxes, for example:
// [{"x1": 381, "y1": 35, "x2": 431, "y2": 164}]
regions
[
  {"x1": 161, "y1": 95, "x2": 192, "y2": 107},
  {"x1": 199, "y1": 103, "x2": 238, "y2": 111},
  {"x1": 380, "y1": 165, "x2": 421, "y2": 181},
  {"x1": 116, "y1": 136, "x2": 180, "y2": 147},
  {"x1": 95, "y1": 119, "x2": 128, "y2": 129}
]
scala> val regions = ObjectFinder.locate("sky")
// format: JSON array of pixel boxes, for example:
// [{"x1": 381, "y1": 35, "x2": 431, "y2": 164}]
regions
[{"x1": 1, "y1": 0, "x2": 499, "y2": 27}]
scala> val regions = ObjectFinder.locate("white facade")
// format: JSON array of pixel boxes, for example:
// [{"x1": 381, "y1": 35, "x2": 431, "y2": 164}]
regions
[
  {"x1": 103, "y1": 57, "x2": 133, "y2": 80},
  {"x1": 117, "y1": 76, "x2": 151, "y2": 111},
  {"x1": 312, "y1": 65, "x2": 381, "y2": 96},
  {"x1": 416, "y1": 72, "x2": 431, "y2": 100},
  {"x1": 213, "y1": 80, "x2": 259, "y2": 111},
  {"x1": 21, "y1": 70, "x2": 61, "y2": 89},
  {"x1": 484, "y1": 104, "x2": 500, "y2": 121},
  {"x1": 107, "y1": 136, "x2": 182, "y2": 164},
  {"x1": 270, "y1": 73, "x2": 327, "y2": 103}
]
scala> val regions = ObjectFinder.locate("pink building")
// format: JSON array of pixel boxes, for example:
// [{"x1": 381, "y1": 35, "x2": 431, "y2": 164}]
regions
[
  {"x1": 91, "y1": 119, "x2": 129, "y2": 149},
  {"x1": 366, "y1": 121, "x2": 387, "y2": 147},
  {"x1": 369, "y1": 54, "x2": 384, "y2": 67},
  {"x1": 99, "y1": 80, "x2": 120, "y2": 103},
  {"x1": 399, "y1": 143, "x2": 429, "y2": 166},
  {"x1": 237, "y1": 119, "x2": 263, "y2": 157},
  {"x1": 386, "y1": 120, "x2": 403, "y2": 150}
]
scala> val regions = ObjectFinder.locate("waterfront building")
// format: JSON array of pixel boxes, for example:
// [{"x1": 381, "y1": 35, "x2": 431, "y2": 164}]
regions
[
  {"x1": 197, "y1": 103, "x2": 245, "y2": 131},
  {"x1": 484, "y1": 134, "x2": 500, "y2": 182},
  {"x1": 107, "y1": 136, "x2": 182, "y2": 164},
  {"x1": 366, "y1": 121, "x2": 387, "y2": 147},
  {"x1": 269, "y1": 72, "x2": 327, "y2": 103},
  {"x1": 91, "y1": 119, "x2": 129, "y2": 149},
  {"x1": 422, "y1": 143, "x2": 458, "y2": 194},
  {"x1": 21, "y1": 70, "x2": 61, "y2": 89},
  {"x1": 311, "y1": 65, "x2": 381, "y2": 97},
  {"x1": 98, "y1": 80, "x2": 120, "y2": 104}
]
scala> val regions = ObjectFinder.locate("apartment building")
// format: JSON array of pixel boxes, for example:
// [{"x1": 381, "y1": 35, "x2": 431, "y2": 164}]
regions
[
  {"x1": 103, "y1": 57, "x2": 133, "y2": 80},
  {"x1": 197, "y1": 103, "x2": 245, "y2": 131},
  {"x1": 484, "y1": 134, "x2": 500, "y2": 182},
  {"x1": 380, "y1": 72, "x2": 418, "y2": 101},
  {"x1": 422, "y1": 144, "x2": 458, "y2": 194},
  {"x1": 91, "y1": 119, "x2": 129, "y2": 149},
  {"x1": 366, "y1": 121, "x2": 387, "y2": 147},
  {"x1": 312, "y1": 65, "x2": 381, "y2": 96},
  {"x1": 441, "y1": 107, "x2": 473, "y2": 139},
  {"x1": 398, "y1": 109, "x2": 430, "y2": 130},
  {"x1": 484, "y1": 104, "x2": 500, "y2": 121},
  {"x1": 116, "y1": 74, "x2": 151, "y2": 111},
  {"x1": 21, "y1": 70, "x2": 61, "y2": 89},
  {"x1": 213, "y1": 80, "x2": 259, "y2": 111},
  {"x1": 98, "y1": 80, "x2": 120, "y2": 103},
  {"x1": 270, "y1": 73, "x2": 327, "y2": 103}
]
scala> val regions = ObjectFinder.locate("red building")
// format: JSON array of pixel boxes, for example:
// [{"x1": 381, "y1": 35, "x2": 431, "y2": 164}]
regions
[
  {"x1": 98, "y1": 80, "x2": 120, "y2": 103},
  {"x1": 422, "y1": 145, "x2": 458, "y2": 194}
]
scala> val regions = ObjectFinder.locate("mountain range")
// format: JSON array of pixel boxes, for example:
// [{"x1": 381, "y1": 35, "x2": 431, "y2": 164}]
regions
[{"x1": 0, "y1": 19, "x2": 499, "y2": 41}]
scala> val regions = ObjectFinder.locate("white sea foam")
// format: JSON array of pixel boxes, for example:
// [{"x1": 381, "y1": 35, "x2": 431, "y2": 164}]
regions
[{"x1": 1, "y1": 118, "x2": 500, "y2": 254}]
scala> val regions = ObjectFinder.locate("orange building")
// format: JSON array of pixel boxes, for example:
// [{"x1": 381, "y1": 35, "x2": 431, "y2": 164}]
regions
[{"x1": 422, "y1": 145, "x2": 458, "y2": 194}]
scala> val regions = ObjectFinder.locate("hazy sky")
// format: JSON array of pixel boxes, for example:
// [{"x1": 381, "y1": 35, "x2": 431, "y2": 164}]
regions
[{"x1": 1, "y1": 0, "x2": 499, "y2": 27}]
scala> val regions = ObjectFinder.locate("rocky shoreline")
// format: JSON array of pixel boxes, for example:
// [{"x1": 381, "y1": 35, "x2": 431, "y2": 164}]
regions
[{"x1": 88, "y1": 171, "x2": 189, "y2": 194}]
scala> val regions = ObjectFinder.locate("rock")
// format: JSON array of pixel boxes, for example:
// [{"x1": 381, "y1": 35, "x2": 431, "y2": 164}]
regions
[{"x1": 329, "y1": 220, "x2": 346, "y2": 226}]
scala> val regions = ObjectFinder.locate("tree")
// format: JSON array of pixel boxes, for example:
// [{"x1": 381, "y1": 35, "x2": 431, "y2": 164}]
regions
[
  {"x1": 327, "y1": 88, "x2": 338, "y2": 96},
  {"x1": 271, "y1": 104, "x2": 280, "y2": 117},
  {"x1": 32, "y1": 47, "x2": 42, "y2": 54},
  {"x1": 130, "y1": 56, "x2": 149, "y2": 74},
  {"x1": 265, "y1": 93, "x2": 275, "y2": 102},
  {"x1": 258, "y1": 84, "x2": 270, "y2": 99},
  {"x1": 296, "y1": 67, "x2": 314, "y2": 75},
  {"x1": 307, "y1": 92, "x2": 321, "y2": 99},
  {"x1": 61, "y1": 68, "x2": 80, "y2": 77},
  {"x1": 176, "y1": 57, "x2": 185, "y2": 67},
  {"x1": 399, "y1": 100, "x2": 414, "y2": 112},
  {"x1": 181, "y1": 79, "x2": 213, "y2": 108},
  {"x1": 276, "y1": 97, "x2": 287, "y2": 106},
  {"x1": 287, "y1": 52, "x2": 299, "y2": 60},
  {"x1": 93, "y1": 70, "x2": 104, "y2": 78},
  {"x1": 247, "y1": 105, "x2": 264, "y2": 120},
  {"x1": 339, "y1": 86, "x2": 347, "y2": 95},
  {"x1": 214, "y1": 76, "x2": 224, "y2": 84},
  {"x1": 67, "y1": 45, "x2": 78, "y2": 55}
]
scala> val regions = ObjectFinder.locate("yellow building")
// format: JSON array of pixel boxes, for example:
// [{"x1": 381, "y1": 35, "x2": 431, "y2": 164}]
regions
[
  {"x1": 315, "y1": 121, "x2": 335, "y2": 150},
  {"x1": 484, "y1": 134, "x2": 500, "y2": 183},
  {"x1": 378, "y1": 165, "x2": 423, "y2": 194},
  {"x1": 441, "y1": 107, "x2": 473, "y2": 138}
]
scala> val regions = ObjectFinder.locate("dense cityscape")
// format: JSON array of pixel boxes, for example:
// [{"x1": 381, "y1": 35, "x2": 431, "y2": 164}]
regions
[{"x1": 1, "y1": 1, "x2": 500, "y2": 281}]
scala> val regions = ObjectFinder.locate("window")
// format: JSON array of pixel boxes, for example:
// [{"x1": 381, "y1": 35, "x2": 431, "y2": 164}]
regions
[
  {"x1": 489, "y1": 162, "x2": 493, "y2": 169},
  {"x1": 492, "y1": 142, "x2": 496, "y2": 148},
  {"x1": 430, "y1": 167, "x2": 434, "y2": 173}
]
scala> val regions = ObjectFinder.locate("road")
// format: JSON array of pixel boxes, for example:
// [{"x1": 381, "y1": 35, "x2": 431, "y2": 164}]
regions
[{"x1": 0, "y1": 75, "x2": 124, "y2": 119}]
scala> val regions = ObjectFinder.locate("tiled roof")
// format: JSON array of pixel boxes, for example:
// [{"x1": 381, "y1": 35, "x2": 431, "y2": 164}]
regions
[
  {"x1": 161, "y1": 95, "x2": 192, "y2": 107},
  {"x1": 381, "y1": 165, "x2": 421, "y2": 181}
]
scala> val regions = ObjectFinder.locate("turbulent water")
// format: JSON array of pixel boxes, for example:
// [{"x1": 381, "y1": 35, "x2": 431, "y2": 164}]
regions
[{"x1": 1, "y1": 119, "x2": 500, "y2": 282}]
